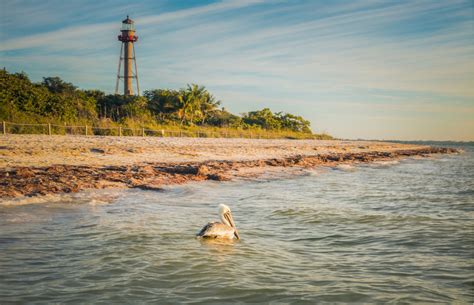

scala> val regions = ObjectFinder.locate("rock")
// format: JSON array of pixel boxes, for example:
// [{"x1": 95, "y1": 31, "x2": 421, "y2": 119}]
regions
[
  {"x1": 132, "y1": 184, "x2": 164, "y2": 191},
  {"x1": 46, "y1": 165, "x2": 66, "y2": 174},
  {"x1": 166, "y1": 165, "x2": 199, "y2": 175},
  {"x1": 207, "y1": 173, "x2": 230, "y2": 181},
  {"x1": 127, "y1": 178, "x2": 141, "y2": 185},
  {"x1": 15, "y1": 168, "x2": 35, "y2": 178},
  {"x1": 139, "y1": 165, "x2": 156, "y2": 175},
  {"x1": 266, "y1": 159, "x2": 281, "y2": 166},
  {"x1": 90, "y1": 148, "x2": 105, "y2": 154},
  {"x1": 104, "y1": 165, "x2": 128, "y2": 172},
  {"x1": 292, "y1": 155, "x2": 307, "y2": 165},
  {"x1": 197, "y1": 165, "x2": 210, "y2": 176},
  {"x1": 326, "y1": 155, "x2": 340, "y2": 161}
]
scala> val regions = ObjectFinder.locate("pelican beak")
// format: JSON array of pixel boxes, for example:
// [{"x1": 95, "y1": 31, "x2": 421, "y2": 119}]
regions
[{"x1": 224, "y1": 211, "x2": 240, "y2": 240}]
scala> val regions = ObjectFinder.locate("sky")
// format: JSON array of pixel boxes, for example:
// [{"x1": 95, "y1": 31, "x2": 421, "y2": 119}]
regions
[{"x1": 0, "y1": 0, "x2": 473, "y2": 141}]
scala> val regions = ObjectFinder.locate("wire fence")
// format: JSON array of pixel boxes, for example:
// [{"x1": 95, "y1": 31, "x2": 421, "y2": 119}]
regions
[{"x1": 0, "y1": 121, "x2": 305, "y2": 139}]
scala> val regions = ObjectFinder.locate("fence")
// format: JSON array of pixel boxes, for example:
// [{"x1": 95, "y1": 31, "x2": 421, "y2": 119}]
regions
[{"x1": 0, "y1": 121, "x2": 309, "y2": 139}]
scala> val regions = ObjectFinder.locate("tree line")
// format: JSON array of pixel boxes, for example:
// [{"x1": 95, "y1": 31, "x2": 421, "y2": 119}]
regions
[{"x1": 0, "y1": 69, "x2": 315, "y2": 134}]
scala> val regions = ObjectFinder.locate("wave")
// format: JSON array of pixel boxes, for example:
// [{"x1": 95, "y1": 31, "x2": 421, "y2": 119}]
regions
[
  {"x1": 0, "y1": 189, "x2": 121, "y2": 207},
  {"x1": 370, "y1": 160, "x2": 400, "y2": 167},
  {"x1": 0, "y1": 193, "x2": 64, "y2": 206}
]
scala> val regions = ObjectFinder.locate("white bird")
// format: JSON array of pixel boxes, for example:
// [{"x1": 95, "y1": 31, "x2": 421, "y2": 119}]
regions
[{"x1": 197, "y1": 204, "x2": 240, "y2": 240}]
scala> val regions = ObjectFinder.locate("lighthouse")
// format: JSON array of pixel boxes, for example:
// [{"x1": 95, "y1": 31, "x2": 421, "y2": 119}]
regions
[{"x1": 115, "y1": 16, "x2": 140, "y2": 96}]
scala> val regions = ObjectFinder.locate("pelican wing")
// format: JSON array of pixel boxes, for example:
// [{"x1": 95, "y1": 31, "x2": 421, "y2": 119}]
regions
[{"x1": 197, "y1": 222, "x2": 235, "y2": 239}]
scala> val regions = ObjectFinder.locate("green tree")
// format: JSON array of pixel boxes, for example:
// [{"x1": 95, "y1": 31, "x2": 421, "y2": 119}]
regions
[
  {"x1": 207, "y1": 108, "x2": 242, "y2": 127},
  {"x1": 199, "y1": 91, "x2": 221, "y2": 125},
  {"x1": 243, "y1": 108, "x2": 282, "y2": 130},
  {"x1": 144, "y1": 89, "x2": 181, "y2": 121},
  {"x1": 276, "y1": 112, "x2": 312, "y2": 133},
  {"x1": 42, "y1": 77, "x2": 77, "y2": 94}
]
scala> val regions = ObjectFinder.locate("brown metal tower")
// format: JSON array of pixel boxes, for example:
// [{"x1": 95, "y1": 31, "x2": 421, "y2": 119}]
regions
[{"x1": 115, "y1": 16, "x2": 140, "y2": 96}]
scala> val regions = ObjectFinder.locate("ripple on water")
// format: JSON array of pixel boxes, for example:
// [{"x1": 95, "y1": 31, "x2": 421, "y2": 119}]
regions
[{"x1": 0, "y1": 146, "x2": 473, "y2": 303}]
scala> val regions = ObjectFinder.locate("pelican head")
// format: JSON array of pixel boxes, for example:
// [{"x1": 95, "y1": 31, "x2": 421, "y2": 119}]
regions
[{"x1": 219, "y1": 204, "x2": 240, "y2": 239}]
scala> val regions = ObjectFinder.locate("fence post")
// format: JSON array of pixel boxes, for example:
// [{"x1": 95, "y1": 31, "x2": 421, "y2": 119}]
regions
[
  {"x1": 161, "y1": 129, "x2": 165, "y2": 137},
  {"x1": 142, "y1": 128, "x2": 145, "y2": 137},
  {"x1": 2, "y1": 121, "x2": 5, "y2": 135},
  {"x1": 85, "y1": 125, "x2": 88, "y2": 136},
  {"x1": 48, "y1": 123, "x2": 52, "y2": 136},
  {"x1": 119, "y1": 126, "x2": 122, "y2": 137}
]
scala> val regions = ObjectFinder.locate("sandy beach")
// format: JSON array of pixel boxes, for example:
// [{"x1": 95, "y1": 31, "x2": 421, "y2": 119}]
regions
[{"x1": 0, "y1": 135, "x2": 457, "y2": 198}]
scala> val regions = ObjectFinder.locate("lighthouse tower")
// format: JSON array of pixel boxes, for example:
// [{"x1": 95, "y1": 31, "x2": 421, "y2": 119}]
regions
[{"x1": 115, "y1": 16, "x2": 140, "y2": 96}]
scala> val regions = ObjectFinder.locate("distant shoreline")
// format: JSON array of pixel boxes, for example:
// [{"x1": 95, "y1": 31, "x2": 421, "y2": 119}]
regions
[{"x1": 0, "y1": 135, "x2": 458, "y2": 199}]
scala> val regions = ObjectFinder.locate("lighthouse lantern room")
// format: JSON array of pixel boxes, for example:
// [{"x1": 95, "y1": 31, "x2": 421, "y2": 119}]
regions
[{"x1": 115, "y1": 16, "x2": 140, "y2": 96}]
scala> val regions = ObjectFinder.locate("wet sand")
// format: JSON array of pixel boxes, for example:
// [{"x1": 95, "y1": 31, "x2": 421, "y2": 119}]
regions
[{"x1": 0, "y1": 135, "x2": 457, "y2": 199}]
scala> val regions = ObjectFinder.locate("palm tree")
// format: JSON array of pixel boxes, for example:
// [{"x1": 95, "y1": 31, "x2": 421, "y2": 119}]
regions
[
  {"x1": 177, "y1": 84, "x2": 208, "y2": 125},
  {"x1": 146, "y1": 84, "x2": 221, "y2": 126},
  {"x1": 200, "y1": 92, "x2": 221, "y2": 125}
]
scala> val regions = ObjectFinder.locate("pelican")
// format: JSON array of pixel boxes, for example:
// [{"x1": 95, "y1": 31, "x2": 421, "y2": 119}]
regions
[{"x1": 197, "y1": 204, "x2": 240, "y2": 240}]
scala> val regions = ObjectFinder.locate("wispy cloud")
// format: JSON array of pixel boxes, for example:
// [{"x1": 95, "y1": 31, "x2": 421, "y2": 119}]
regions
[{"x1": 0, "y1": 0, "x2": 265, "y2": 51}]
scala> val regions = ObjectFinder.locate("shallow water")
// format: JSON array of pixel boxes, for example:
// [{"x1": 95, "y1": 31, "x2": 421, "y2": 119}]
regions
[{"x1": 1, "y1": 142, "x2": 473, "y2": 304}]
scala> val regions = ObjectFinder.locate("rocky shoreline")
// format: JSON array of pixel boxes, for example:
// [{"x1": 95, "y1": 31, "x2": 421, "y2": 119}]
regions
[{"x1": 0, "y1": 146, "x2": 457, "y2": 199}]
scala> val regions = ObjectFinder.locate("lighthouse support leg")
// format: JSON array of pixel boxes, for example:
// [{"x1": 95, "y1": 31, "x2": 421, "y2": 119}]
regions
[
  {"x1": 133, "y1": 44, "x2": 140, "y2": 96},
  {"x1": 115, "y1": 43, "x2": 123, "y2": 95}
]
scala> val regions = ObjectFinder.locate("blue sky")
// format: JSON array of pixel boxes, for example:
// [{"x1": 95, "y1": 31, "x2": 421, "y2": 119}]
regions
[{"x1": 1, "y1": 0, "x2": 473, "y2": 140}]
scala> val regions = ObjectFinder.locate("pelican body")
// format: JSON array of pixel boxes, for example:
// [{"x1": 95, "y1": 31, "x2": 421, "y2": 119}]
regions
[{"x1": 197, "y1": 204, "x2": 240, "y2": 239}]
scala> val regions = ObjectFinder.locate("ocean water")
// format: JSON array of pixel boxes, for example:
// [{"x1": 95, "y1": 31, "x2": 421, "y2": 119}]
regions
[{"x1": 1, "y1": 142, "x2": 473, "y2": 304}]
